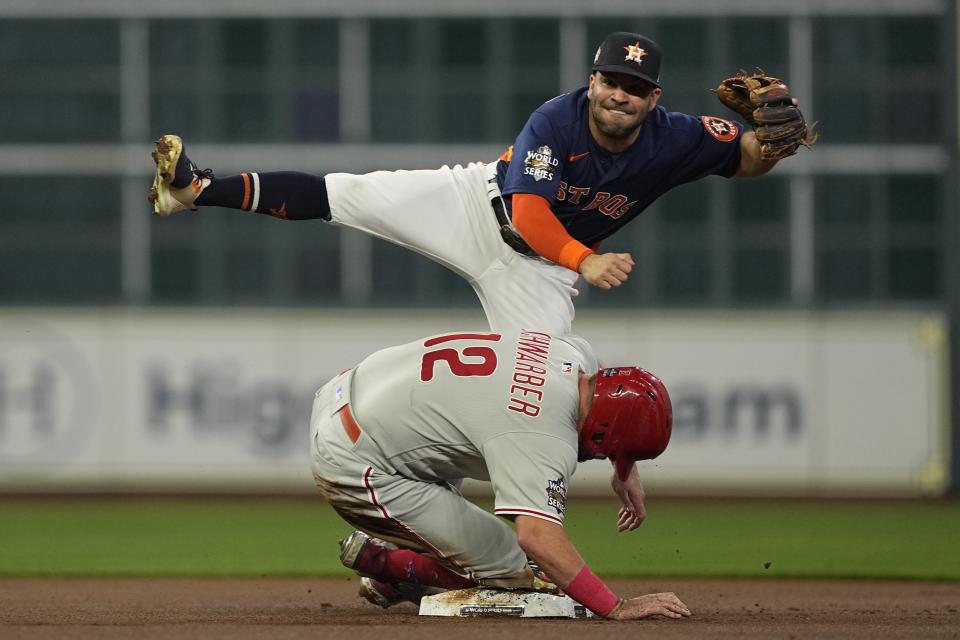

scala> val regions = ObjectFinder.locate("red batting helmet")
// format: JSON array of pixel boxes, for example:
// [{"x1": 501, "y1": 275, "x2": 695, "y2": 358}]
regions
[{"x1": 579, "y1": 367, "x2": 673, "y2": 481}]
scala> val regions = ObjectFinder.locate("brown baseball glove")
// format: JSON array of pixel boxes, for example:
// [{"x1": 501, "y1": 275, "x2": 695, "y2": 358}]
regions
[{"x1": 713, "y1": 69, "x2": 818, "y2": 162}]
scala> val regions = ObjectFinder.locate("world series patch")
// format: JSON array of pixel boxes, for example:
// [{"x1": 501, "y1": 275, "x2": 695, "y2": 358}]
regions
[
  {"x1": 523, "y1": 145, "x2": 559, "y2": 182},
  {"x1": 700, "y1": 115, "x2": 739, "y2": 142},
  {"x1": 546, "y1": 476, "x2": 567, "y2": 516}
]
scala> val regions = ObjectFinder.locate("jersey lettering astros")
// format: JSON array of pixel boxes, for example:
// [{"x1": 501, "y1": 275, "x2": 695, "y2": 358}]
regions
[{"x1": 496, "y1": 87, "x2": 743, "y2": 247}]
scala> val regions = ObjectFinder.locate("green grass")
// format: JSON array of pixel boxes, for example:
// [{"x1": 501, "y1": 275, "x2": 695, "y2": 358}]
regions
[
  {"x1": 568, "y1": 499, "x2": 960, "y2": 580},
  {"x1": 1, "y1": 497, "x2": 958, "y2": 580}
]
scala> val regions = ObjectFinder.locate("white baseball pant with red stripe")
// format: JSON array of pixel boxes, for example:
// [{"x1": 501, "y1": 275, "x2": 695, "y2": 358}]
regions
[{"x1": 308, "y1": 373, "x2": 536, "y2": 588}]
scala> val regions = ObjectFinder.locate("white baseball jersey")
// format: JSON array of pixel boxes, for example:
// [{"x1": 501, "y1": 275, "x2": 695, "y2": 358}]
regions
[
  {"x1": 310, "y1": 329, "x2": 598, "y2": 585},
  {"x1": 324, "y1": 163, "x2": 580, "y2": 336}
]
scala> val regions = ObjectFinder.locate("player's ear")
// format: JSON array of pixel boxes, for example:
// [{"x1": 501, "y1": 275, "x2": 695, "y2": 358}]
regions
[{"x1": 647, "y1": 87, "x2": 662, "y2": 110}]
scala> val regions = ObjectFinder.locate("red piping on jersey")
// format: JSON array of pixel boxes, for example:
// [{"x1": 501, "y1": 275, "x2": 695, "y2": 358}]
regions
[{"x1": 495, "y1": 506, "x2": 563, "y2": 525}]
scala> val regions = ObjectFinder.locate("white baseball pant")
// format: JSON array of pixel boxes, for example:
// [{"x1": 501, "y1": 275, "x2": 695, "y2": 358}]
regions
[
  {"x1": 324, "y1": 162, "x2": 580, "y2": 336},
  {"x1": 309, "y1": 370, "x2": 534, "y2": 587}
]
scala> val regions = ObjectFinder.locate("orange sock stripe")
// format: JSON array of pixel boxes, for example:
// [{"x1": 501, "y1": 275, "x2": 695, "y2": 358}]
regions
[{"x1": 240, "y1": 172, "x2": 251, "y2": 210}]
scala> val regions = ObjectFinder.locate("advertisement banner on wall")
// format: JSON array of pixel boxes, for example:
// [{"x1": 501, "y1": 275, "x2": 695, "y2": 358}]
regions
[{"x1": 0, "y1": 309, "x2": 948, "y2": 497}]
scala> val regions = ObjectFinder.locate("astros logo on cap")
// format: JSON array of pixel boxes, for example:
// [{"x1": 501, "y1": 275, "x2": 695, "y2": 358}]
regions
[{"x1": 624, "y1": 42, "x2": 647, "y2": 65}]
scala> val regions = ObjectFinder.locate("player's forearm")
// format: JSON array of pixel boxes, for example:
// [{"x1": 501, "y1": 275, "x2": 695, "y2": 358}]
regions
[
  {"x1": 515, "y1": 515, "x2": 623, "y2": 617},
  {"x1": 514, "y1": 515, "x2": 586, "y2": 587},
  {"x1": 511, "y1": 193, "x2": 593, "y2": 271}
]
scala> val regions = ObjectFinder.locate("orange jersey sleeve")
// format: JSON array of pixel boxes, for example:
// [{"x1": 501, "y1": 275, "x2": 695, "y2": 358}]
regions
[{"x1": 511, "y1": 193, "x2": 594, "y2": 272}]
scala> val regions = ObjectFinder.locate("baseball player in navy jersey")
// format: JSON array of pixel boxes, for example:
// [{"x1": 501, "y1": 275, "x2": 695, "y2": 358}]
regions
[
  {"x1": 149, "y1": 31, "x2": 814, "y2": 335},
  {"x1": 309, "y1": 328, "x2": 687, "y2": 619}
]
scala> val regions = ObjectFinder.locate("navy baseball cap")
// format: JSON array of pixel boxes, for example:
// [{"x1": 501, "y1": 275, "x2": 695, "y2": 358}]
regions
[{"x1": 591, "y1": 32, "x2": 662, "y2": 88}]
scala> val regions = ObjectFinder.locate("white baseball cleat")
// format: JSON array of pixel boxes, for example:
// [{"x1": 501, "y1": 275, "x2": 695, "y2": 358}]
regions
[{"x1": 148, "y1": 134, "x2": 213, "y2": 216}]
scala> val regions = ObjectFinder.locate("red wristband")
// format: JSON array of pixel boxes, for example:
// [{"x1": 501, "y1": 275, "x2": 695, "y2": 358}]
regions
[{"x1": 563, "y1": 565, "x2": 620, "y2": 617}]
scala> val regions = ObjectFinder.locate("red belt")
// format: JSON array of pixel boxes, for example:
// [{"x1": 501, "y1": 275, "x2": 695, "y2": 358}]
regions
[{"x1": 338, "y1": 403, "x2": 361, "y2": 444}]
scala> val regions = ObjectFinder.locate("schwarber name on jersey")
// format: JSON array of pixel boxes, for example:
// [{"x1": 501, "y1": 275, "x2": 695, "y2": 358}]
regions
[
  {"x1": 349, "y1": 330, "x2": 599, "y2": 525},
  {"x1": 496, "y1": 87, "x2": 743, "y2": 247}
]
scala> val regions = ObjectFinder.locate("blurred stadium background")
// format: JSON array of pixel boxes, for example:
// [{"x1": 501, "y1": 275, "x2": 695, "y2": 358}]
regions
[{"x1": 0, "y1": 0, "x2": 958, "y2": 513}]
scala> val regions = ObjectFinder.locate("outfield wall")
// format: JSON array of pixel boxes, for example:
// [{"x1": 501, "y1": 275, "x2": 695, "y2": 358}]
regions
[{"x1": 0, "y1": 309, "x2": 949, "y2": 497}]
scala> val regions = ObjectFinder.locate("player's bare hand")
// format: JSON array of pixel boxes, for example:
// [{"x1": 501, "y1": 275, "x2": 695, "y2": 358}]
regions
[
  {"x1": 608, "y1": 592, "x2": 692, "y2": 620},
  {"x1": 616, "y1": 506, "x2": 643, "y2": 532},
  {"x1": 610, "y1": 464, "x2": 646, "y2": 532},
  {"x1": 579, "y1": 252, "x2": 634, "y2": 290}
]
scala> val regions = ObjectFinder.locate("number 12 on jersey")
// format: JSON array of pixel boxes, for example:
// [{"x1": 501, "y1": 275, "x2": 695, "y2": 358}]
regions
[{"x1": 420, "y1": 333, "x2": 502, "y2": 382}]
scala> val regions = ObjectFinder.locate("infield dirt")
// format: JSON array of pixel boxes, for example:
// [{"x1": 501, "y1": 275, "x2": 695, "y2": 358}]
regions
[{"x1": 2, "y1": 577, "x2": 958, "y2": 639}]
